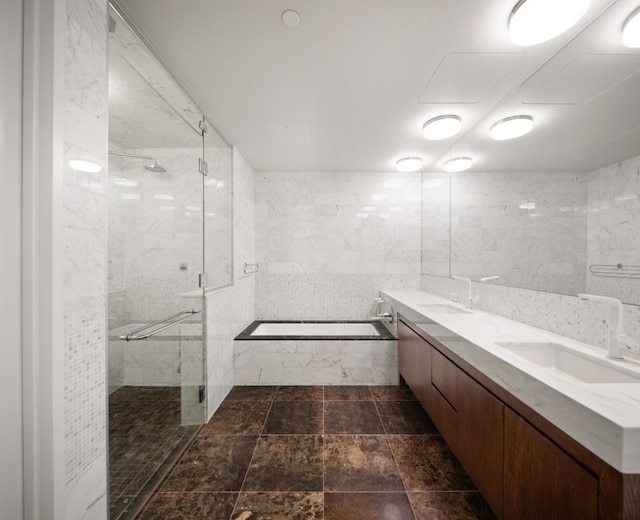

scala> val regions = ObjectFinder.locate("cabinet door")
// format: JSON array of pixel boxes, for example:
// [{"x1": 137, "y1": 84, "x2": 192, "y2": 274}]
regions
[
  {"x1": 397, "y1": 319, "x2": 431, "y2": 411},
  {"x1": 504, "y1": 408, "x2": 598, "y2": 520},
  {"x1": 457, "y1": 369, "x2": 504, "y2": 518}
]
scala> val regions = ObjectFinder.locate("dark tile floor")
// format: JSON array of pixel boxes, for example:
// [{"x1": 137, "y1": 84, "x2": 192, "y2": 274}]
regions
[
  {"x1": 109, "y1": 386, "x2": 200, "y2": 520},
  {"x1": 137, "y1": 385, "x2": 496, "y2": 520}
]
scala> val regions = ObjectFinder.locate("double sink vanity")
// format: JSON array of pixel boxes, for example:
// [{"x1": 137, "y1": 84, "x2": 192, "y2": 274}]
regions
[{"x1": 383, "y1": 290, "x2": 640, "y2": 519}]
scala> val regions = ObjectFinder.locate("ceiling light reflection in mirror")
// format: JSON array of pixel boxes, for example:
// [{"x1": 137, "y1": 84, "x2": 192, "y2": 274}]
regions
[
  {"x1": 443, "y1": 156, "x2": 473, "y2": 173},
  {"x1": 490, "y1": 115, "x2": 534, "y2": 140}
]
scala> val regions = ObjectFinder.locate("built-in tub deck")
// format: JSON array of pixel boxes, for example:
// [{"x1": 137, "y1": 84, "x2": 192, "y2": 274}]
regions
[
  {"x1": 235, "y1": 320, "x2": 396, "y2": 341},
  {"x1": 234, "y1": 320, "x2": 398, "y2": 386}
]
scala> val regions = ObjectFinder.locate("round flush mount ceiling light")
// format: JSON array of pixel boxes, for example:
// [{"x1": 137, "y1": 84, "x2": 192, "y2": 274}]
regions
[
  {"x1": 422, "y1": 115, "x2": 462, "y2": 140},
  {"x1": 490, "y1": 115, "x2": 534, "y2": 140},
  {"x1": 69, "y1": 159, "x2": 102, "y2": 173},
  {"x1": 443, "y1": 156, "x2": 473, "y2": 173},
  {"x1": 396, "y1": 157, "x2": 423, "y2": 172},
  {"x1": 508, "y1": 0, "x2": 591, "y2": 46},
  {"x1": 281, "y1": 10, "x2": 301, "y2": 28},
  {"x1": 623, "y1": 7, "x2": 640, "y2": 48}
]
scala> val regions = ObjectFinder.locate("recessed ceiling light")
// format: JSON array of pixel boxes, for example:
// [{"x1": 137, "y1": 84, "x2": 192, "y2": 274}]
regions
[
  {"x1": 623, "y1": 7, "x2": 640, "y2": 48},
  {"x1": 281, "y1": 10, "x2": 301, "y2": 28},
  {"x1": 69, "y1": 159, "x2": 102, "y2": 173},
  {"x1": 490, "y1": 115, "x2": 534, "y2": 140},
  {"x1": 423, "y1": 115, "x2": 462, "y2": 140},
  {"x1": 443, "y1": 157, "x2": 473, "y2": 173},
  {"x1": 396, "y1": 157, "x2": 423, "y2": 172},
  {"x1": 508, "y1": 0, "x2": 590, "y2": 46}
]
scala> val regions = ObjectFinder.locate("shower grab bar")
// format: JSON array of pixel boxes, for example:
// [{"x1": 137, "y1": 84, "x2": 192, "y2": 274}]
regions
[{"x1": 119, "y1": 309, "x2": 201, "y2": 341}]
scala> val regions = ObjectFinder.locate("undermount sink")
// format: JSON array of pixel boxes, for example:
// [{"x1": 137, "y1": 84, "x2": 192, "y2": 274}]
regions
[
  {"x1": 418, "y1": 303, "x2": 472, "y2": 314},
  {"x1": 497, "y1": 342, "x2": 640, "y2": 384}
]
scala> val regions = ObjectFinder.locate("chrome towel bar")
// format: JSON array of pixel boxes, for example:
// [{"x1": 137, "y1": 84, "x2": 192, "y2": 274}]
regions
[
  {"x1": 119, "y1": 309, "x2": 201, "y2": 341},
  {"x1": 589, "y1": 263, "x2": 640, "y2": 279},
  {"x1": 243, "y1": 262, "x2": 260, "y2": 275}
]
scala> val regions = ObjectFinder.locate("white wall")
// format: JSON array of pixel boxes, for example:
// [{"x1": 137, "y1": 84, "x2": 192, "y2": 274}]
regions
[
  {"x1": 0, "y1": 0, "x2": 24, "y2": 517},
  {"x1": 254, "y1": 171, "x2": 422, "y2": 320}
]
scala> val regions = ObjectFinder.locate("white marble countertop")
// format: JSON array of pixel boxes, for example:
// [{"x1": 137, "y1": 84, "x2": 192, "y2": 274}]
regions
[{"x1": 381, "y1": 289, "x2": 640, "y2": 474}]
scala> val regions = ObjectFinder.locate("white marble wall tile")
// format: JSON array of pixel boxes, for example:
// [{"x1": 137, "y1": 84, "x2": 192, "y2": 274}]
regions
[{"x1": 63, "y1": 0, "x2": 108, "y2": 516}]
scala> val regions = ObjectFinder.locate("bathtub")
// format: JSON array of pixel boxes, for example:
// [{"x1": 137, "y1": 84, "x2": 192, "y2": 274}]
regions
[
  {"x1": 233, "y1": 320, "x2": 398, "y2": 385},
  {"x1": 235, "y1": 320, "x2": 395, "y2": 340}
]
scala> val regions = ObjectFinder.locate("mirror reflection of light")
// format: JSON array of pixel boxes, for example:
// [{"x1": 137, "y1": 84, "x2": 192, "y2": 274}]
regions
[
  {"x1": 160, "y1": 205, "x2": 176, "y2": 211},
  {"x1": 379, "y1": 213, "x2": 391, "y2": 219},
  {"x1": 614, "y1": 193, "x2": 638, "y2": 202},
  {"x1": 187, "y1": 205, "x2": 202, "y2": 211},
  {"x1": 206, "y1": 212, "x2": 216, "y2": 217},
  {"x1": 390, "y1": 206, "x2": 403, "y2": 212},
  {"x1": 372, "y1": 194, "x2": 387, "y2": 201},
  {"x1": 154, "y1": 193, "x2": 174, "y2": 201},
  {"x1": 363, "y1": 206, "x2": 376, "y2": 211},
  {"x1": 113, "y1": 177, "x2": 138, "y2": 187},
  {"x1": 519, "y1": 201, "x2": 537, "y2": 210},
  {"x1": 69, "y1": 158, "x2": 102, "y2": 173},
  {"x1": 120, "y1": 193, "x2": 140, "y2": 200},
  {"x1": 356, "y1": 213, "x2": 369, "y2": 219}
]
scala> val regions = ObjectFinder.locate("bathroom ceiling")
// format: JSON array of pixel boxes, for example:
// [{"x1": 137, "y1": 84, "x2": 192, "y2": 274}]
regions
[{"x1": 113, "y1": 0, "x2": 640, "y2": 173}]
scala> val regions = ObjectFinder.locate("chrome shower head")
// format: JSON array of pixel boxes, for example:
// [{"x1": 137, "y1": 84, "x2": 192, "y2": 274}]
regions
[{"x1": 144, "y1": 163, "x2": 167, "y2": 173}]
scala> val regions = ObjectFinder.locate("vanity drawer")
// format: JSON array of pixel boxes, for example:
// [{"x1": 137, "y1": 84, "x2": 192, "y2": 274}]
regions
[
  {"x1": 431, "y1": 347, "x2": 457, "y2": 408},
  {"x1": 431, "y1": 383, "x2": 457, "y2": 452}
]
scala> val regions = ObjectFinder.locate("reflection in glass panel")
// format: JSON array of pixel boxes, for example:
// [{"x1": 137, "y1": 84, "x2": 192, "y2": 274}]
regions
[
  {"x1": 421, "y1": 173, "x2": 451, "y2": 278},
  {"x1": 203, "y1": 118, "x2": 233, "y2": 289},
  {"x1": 107, "y1": 5, "x2": 209, "y2": 519}
]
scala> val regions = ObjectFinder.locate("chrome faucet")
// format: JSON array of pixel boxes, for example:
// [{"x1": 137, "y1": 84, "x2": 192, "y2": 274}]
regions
[
  {"x1": 578, "y1": 294, "x2": 639, "y2": 360},
  {"x1": 452, "y1": 276, "x2": 475, "y2": 308}
]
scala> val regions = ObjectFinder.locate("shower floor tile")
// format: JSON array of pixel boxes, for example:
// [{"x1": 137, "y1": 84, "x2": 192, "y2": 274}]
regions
[{"x1": 136, "y1": 385, "x2": 496, "y2": 519}]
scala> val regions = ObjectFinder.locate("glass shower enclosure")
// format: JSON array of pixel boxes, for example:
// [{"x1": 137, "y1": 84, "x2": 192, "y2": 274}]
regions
[{"x1": 106, "y1": 4, "x2": 232, "y2": 518}]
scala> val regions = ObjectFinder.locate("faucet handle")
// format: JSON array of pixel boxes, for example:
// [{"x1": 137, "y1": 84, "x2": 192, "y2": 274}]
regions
[{"x1": 620, "y1": 334, "x2": 639, "y2": 351}]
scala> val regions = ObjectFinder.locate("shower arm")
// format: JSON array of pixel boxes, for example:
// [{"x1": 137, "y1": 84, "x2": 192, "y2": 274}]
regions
[{"x1": 108, "y1": 150, "x2": 159, "y2": 167}]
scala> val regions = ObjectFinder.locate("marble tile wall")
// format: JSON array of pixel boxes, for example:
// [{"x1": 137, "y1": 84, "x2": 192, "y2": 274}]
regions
[
  {"x1": 586, "y1": 154, "x2": 640, "y2": 305},
  {"x1": 205, "y1": 149, "x2": 256, "y2": 418},
  {"x1": 449, "y1": 171, "x2": 587, "y2": 295},
  {"x1": 255, "y1": 172, "x2": 422, "y2": 319},
  {"x1": 63, "y1": 0, "x2": 108, "y2": 517},
  {"x1": 233, "y1": 339, "x2": 398, "y2": 385}
]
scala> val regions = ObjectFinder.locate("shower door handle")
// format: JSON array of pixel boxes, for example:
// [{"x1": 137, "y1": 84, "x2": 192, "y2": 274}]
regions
[{"x1": 119, "y1": 309, "x2": 201, "y2": 341}]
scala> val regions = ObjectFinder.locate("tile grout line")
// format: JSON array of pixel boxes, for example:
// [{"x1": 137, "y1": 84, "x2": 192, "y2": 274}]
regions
[{"x1": 228, "y1": 386, "x2": 278, "y2": 520}]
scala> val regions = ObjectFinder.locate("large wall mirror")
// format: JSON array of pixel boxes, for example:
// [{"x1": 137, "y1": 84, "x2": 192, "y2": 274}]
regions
[{"x1": 421, "y1": 1, "x2": 640, "y2": 306}]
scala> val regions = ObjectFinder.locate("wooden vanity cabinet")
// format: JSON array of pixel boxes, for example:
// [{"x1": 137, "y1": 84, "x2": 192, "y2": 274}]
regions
[
  {"x1": 397, "y1": 318, "x2": 431, "y2": 412},
  {"x1": 503, "y1": 408, "x2": 598, "y2": 520},
  {"x1": 456, "y1": 368, "x2": 504, "y2": 518},
  {"x1": 396, "y1": 314, "x2": 640, "y2": 520}
]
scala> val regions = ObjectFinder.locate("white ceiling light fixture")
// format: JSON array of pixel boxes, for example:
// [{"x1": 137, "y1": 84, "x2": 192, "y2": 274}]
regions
[
  {"x1": 490, "y1": 115, "x2": 534, "y2": 140},
  {"x1": 443, "y1": 156, "x2": 473, "y2": 173},
  {"x1": 508, "y1": 0, "x2": 591, "y2": 46},
  {"x1": 396, "y1": 156, "x2": 423, "y2": 172},
  {"x1": 422, "y1": 115, "x2": 462, "y2": 140},
  {"x1": 69, "y1": 159, "x2": 102, "y2": 173},
  {"x1": 281, "y1": 10, "x2": 301, "y2": 28},
  {"x1": 623, "y1": 7, "x2": 640, "y2": 48}
]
